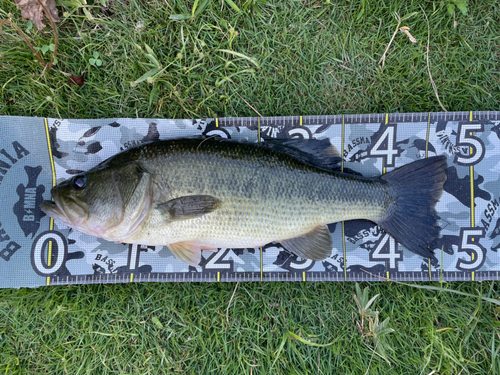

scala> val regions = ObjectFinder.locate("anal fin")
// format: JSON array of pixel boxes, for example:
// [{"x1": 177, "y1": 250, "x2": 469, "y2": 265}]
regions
[{"x1": 280, "y1": 225, "x2": 332, "y2": 261}]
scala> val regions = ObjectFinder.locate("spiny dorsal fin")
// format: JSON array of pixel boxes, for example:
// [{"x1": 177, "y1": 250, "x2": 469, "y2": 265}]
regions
[
  {"x1": 280, "y1": 225, "x2": 333, "y2": 261},
  {"x1": 157, "y1": 195, "x2": 221, "y2": 222}
]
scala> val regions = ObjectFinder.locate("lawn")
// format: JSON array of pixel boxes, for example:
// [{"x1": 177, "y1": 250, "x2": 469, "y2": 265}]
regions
[{"x1": 1, "y1": 0, "x2": 500, "y2": 373}]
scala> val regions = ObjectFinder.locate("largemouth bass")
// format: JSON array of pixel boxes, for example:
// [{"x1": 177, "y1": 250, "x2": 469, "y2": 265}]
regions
[{"x1": 41, "y1": 138, "x2": 447, "y2": 266}]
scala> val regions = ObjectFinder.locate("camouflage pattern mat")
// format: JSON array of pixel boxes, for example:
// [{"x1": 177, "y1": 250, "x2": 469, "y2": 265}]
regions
[{"x1": 1, "y1": 112, "x2": 500, "y2": 288}]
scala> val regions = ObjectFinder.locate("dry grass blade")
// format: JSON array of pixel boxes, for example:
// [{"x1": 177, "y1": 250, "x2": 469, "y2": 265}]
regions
[{"x1": 420, "y1": 5, "x2": 447, "y2": 112}]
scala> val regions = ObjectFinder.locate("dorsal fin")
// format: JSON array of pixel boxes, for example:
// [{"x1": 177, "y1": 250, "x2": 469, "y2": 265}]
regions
[{"x1": 257, "y1": 139, "x2": 342, "y2": 171}]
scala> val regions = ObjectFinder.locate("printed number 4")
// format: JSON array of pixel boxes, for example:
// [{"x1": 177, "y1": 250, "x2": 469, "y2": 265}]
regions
[
  {"x1": 456, "y1": 227, "x2": 486, "y2": 271},
  {"x1": 369, "y1": 125, "x2": 401, "y2": 167},
  {"x1": 370, "y1": 234, "x2": 402, "y2": 270}
]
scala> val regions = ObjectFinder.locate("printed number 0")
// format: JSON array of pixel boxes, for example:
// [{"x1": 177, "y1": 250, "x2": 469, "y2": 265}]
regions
[
  {"x1": 31, "y1": 231, "x2": 67, "y2": 276},
  {"x1": 368, "y1": 125, "x2": 400, "y2": 167},
  {"x1": 455, "y1": 123, "x2": 485, "y2": 166},
  {"x1": 456, "y1": 228, "x2": 486, "y2": 271}
]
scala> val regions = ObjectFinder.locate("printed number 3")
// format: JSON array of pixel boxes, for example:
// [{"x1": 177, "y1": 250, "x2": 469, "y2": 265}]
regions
[{"x1": 456, "y1": 228, "x2": 486, "y2": 271}]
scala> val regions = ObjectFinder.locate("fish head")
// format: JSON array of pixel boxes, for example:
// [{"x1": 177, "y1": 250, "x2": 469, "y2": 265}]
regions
[{"x1": 41, "y1": 161, "x2": 152, "y2": 241}]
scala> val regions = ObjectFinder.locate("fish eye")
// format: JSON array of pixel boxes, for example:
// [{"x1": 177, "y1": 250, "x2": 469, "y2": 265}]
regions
[{"x1": 72, "y1": 175, "x2": 87, "y2": 189}]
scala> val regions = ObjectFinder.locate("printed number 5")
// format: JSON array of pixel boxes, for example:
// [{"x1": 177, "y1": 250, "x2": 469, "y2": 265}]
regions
[
  {"x1": 456, "y1": 228, "x2": 486, "y2": 271},
  {"x1": 455, "y1": 123, "x2": 485, "y2": 166}
]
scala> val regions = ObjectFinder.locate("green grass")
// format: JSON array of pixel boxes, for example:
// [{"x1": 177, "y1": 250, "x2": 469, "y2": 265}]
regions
[
  {"x1": 0, "y1": 282, "x2": 499, "y2": 373},
  {"x1": 1, "y1": 0, "x2": 500, "y2": 373},
  {"x1": 0, "y1": 0, "x2": 499, "y2": 118}
]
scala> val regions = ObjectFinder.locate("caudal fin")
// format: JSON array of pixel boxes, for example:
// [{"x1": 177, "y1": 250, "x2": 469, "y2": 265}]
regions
[{"x1": 377, "y1": 156, "x2": 447, "y2": 259}]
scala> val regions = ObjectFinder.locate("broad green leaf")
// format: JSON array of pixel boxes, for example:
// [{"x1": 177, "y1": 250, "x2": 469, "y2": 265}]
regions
[
  {"x1": 447, "y1": 2, "x2": 455, "y2": 15},
  {"x1": 454, "y1": 0, "x2": 468, "y2": 15}
]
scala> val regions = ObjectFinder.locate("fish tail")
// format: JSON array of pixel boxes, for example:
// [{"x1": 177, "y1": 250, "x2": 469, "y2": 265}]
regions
[{"x1": 377, "y1": 155, "x2": 447, "y2": 259}]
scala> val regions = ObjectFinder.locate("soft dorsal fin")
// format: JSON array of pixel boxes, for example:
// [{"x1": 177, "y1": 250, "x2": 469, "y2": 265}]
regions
[
  {"x1": 156, "y1": 195, "x2": 221, "y2": 222},
  {"x1": 257, "y1": 139, "x2": 342, "y2": 171},
  {"x1": 280, "y1": 224, "x2": 333, "y2": 261}
]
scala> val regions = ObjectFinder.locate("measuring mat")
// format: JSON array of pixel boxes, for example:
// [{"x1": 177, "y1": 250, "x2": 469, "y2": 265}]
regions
[{"x1": 0, "y1": 112, "x2": 499, "y2": 288}]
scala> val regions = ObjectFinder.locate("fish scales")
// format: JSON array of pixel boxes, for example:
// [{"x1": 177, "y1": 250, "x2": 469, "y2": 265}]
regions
[{"x1": 125, "y1": 140, "x2": 389, "y2": 247}]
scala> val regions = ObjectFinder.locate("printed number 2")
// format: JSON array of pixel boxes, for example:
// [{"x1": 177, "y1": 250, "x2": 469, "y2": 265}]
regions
[
  {"x1": 456, "y1": 227, "x2": 486, "y2": 271},
  {"x1": 455, "y1": 123, "x2": 485, "y2": 166},
  {"x1": 369, "y1": 125, "x2": 400, "y2": 167},
  {"x1": 370, "y1": 234, "x2": 402, "y2": 270}
]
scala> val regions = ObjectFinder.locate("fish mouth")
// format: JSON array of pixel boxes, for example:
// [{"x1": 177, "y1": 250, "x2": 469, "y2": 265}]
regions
[
  {"x1": 40, "y1": 189, "x2": 85, "y2": 228},
  {"x1": 41, "y1": 198, "x2": 73, "y2": 227}
]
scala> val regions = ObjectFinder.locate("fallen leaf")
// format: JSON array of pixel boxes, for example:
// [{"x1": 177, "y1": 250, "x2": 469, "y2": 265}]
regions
[
  {"x1": 14, "y1": 0, "x2": 61, "y2": 31},
  {"x1": 68, "y1": 74, "x2": 84, "y2": 86}
]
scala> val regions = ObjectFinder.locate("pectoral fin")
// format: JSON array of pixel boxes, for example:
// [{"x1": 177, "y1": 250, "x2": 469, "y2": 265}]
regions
[
  {"x1": 157, "y1": 195, "x2": 221, "y2": 222},
  {"x1": 167, "y1": 241, "x2": 202, "y2": 266},
  {"x1": 280, "y1": 225, "x2": 332, "y2": 261}
]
